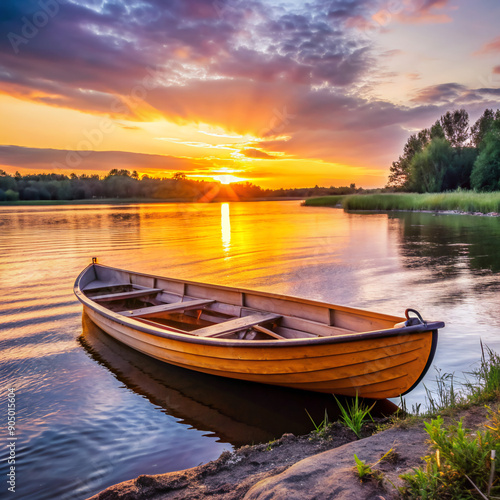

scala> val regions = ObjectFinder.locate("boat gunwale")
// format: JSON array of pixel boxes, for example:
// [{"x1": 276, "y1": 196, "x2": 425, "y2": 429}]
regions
[{"x1": 74, "y1": 263, "x2": 444, "y2": 348}]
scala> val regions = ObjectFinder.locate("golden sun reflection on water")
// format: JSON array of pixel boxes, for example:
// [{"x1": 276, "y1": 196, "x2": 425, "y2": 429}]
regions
[{"x1": 220, "y1": 202, "x2": 231, "y2": 253}]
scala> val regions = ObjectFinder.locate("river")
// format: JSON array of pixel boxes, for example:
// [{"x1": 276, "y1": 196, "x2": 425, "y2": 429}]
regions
[{"x1": 1, "y1": 201, "x2": 500, "y2": 499}]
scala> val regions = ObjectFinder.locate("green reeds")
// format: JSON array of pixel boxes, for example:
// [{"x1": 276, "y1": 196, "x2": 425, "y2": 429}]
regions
[
  {"x1": 343, "y1": 191, "x2": 500, "y2": 213},
  {"x1": 305, "y1": 191, "x2": 500, "y2": 214}
]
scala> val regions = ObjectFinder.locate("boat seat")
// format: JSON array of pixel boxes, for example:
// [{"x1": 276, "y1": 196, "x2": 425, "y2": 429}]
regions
[
  {"x1": 119, "y1": 299, "x2": 215, "y2": 318},
  {"x1": 90, "y1": 288, "x2": 163, "y2": 302},
  {"x1": 83, "y1": 281, "x2": 126, "y2": 291},
  {"x1": 195, "y1": 313, "x2": 281, "y2": 338}
]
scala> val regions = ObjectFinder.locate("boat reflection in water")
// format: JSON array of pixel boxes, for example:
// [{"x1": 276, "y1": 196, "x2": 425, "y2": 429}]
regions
[{"x1": 79, "y1": 313, "x2": 398, "y2": 446}]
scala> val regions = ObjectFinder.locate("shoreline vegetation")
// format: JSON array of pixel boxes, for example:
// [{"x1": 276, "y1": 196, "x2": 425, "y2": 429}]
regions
[
  {"x1": 304, "y1": 191, "x2": 500, "y2": 215},
  {"x1": 387, "y1": 108, "x2": 500, "y2": 193},
  {"x1": 0, "y1": 169, "x2": 360, "y2": 204},
  {"x1": 92, "y1": 345, "x2": 500, "y2": 499}
]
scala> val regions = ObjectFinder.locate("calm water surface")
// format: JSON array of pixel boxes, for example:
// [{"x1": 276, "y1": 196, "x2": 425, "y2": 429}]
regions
[{"x1": 1, "y1": 201, "x2": 500, "y2": 499}]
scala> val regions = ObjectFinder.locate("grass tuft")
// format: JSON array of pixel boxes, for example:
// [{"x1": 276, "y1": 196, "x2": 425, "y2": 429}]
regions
[
  {"x1": 334, "y1": 394, "x2": 375, "y2": 439},
  {"x1": 305, "y1": 408, "x2": 331, "y2": 439},
  {"x1": 353, "y1": 449, "x2": 396, "y2": 487},
  {"x1": 464, "y1": 341, "x2": 500, "y2": 405}
]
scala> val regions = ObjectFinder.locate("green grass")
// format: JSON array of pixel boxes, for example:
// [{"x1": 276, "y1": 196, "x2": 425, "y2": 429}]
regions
[
  {"x1": 305, "y1": 191, "x2": 500, "y2": 214},
  {"x1": 400, "y1": 410, "x2": 500, "y2": 499}
]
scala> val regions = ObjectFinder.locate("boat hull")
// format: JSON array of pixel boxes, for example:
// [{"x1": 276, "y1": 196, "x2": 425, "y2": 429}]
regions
[
  {"x1": 83, "y1": 304, "x2": 438, "y2": 399},
  {"x1": 75, "y1": 263, "x2": 442, "y2": 399}
]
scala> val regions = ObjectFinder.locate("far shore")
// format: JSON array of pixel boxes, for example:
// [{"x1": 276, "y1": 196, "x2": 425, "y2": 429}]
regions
[{"x1": 0, "y1": 196, "x2": 306, "y2": 206}]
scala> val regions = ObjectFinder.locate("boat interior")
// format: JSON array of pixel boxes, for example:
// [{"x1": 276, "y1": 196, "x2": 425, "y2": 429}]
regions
[{"x1": 82, "y1": 277, "x2": 401, "y2": 341}]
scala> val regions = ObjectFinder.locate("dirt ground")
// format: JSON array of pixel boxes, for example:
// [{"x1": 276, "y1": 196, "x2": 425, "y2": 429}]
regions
[{"x1": 89, "y1": 405, "x2": 492, "y2": 500}]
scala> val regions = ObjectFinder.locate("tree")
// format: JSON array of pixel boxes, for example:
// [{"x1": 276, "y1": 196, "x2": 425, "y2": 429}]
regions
[
  {"x1": 470, "y1": 120, "x2": 500, "y2": 191},
  {"x1": 172, "y1": 172, "x2": 186, "y2": 181},
  {"x1": 387, "y1": 131, "x2": 430, "y2": 190},
  {"x1": 470, "y1": 109, "x2": 500, "y2": 148},
  {"x1": 106, "y1": 169, "x2": 131, "y2": 177},
  {"x1": 430, "y1": 120, "x2": 445, "y2": 140},
  {"x1": 409, "y1": 138, "x2": 454, "y2": 192},
  {"x1": 0, "y1": 173, "x2": 16, "y2": 192},
  {"x1": 440, "y1": 109, "x2": 469, "y2": 148},
  {"x1": 442, "y1": 148, "x2": 478, "y2": 190},
  {"x1": 22, "y1": 186, "x2": 40, "y2": 200}
]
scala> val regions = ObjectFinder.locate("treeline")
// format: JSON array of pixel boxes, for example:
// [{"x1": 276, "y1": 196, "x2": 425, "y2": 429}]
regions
[
  {"x1": 388, "y1": 108, "x2": 500, "y2": 192},
  {"x1": 0, "y1": 169, "x2": 362, "y2": 202},
  {"x1": 0, "y1": 170, "x2": 218, "y2": 201}
]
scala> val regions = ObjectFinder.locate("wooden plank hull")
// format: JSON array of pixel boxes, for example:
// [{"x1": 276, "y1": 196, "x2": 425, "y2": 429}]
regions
[{"x1": 75, "y1": 263, "x2": 443, "y2": 399}]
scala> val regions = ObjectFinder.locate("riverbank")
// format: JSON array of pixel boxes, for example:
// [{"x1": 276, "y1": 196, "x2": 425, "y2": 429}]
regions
[
  {"x1": 90, "y1": 347, "x2": 500, "y2": 499},
  {"x1": 304, "y1": 191, "x2": 500, "y2": 215},
  {"x1": 89, "y1": 404, "x2": 496, "y2": 499}
]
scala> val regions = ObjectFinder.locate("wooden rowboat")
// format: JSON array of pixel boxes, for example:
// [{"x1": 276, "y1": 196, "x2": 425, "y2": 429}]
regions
[{"x1": 74, "y1": 260, "x2": 444, "y2": 399}]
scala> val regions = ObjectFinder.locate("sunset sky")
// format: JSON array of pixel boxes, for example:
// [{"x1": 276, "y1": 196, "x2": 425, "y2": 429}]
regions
[{"x1": 0, "y1": 0, "x2": 500, "y2": 188}]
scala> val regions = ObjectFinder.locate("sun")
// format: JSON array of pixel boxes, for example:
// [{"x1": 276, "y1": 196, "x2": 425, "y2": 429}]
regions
[{"x1": 211, "y1": 174, "x2": 245, "y2": 184}]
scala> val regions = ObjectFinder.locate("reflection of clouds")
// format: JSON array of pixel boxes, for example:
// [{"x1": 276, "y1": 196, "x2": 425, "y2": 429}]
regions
[{"x1": 220, "y1": 202, "x2": 231, "y2": 253}]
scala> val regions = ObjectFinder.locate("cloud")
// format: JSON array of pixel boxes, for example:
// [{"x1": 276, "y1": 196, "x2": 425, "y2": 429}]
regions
[
  {"x1": 0, "y1": 145, "x2": 215, "y2": 174},
  {"x1": 411, "y1": 83, "x2": 469, "y2": 104},
  {"x1": 478, "y1": 88, "x2": 500, "y2": 97},
  {"x1": 241, "y1": 149, "x2": 276, "y2": 159},
  {"x1": 390, "y1": 0, "x2": 454, "y2": 24},
  {"x1": 0, "y1": 0, "x2": 376, "y2": 123},
  {"x1": 494, "y1": 66, "x2": 500, "y2": 75},
  {"x1": 475, "y1": 36, "x2": 500, "y2": 56}
]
